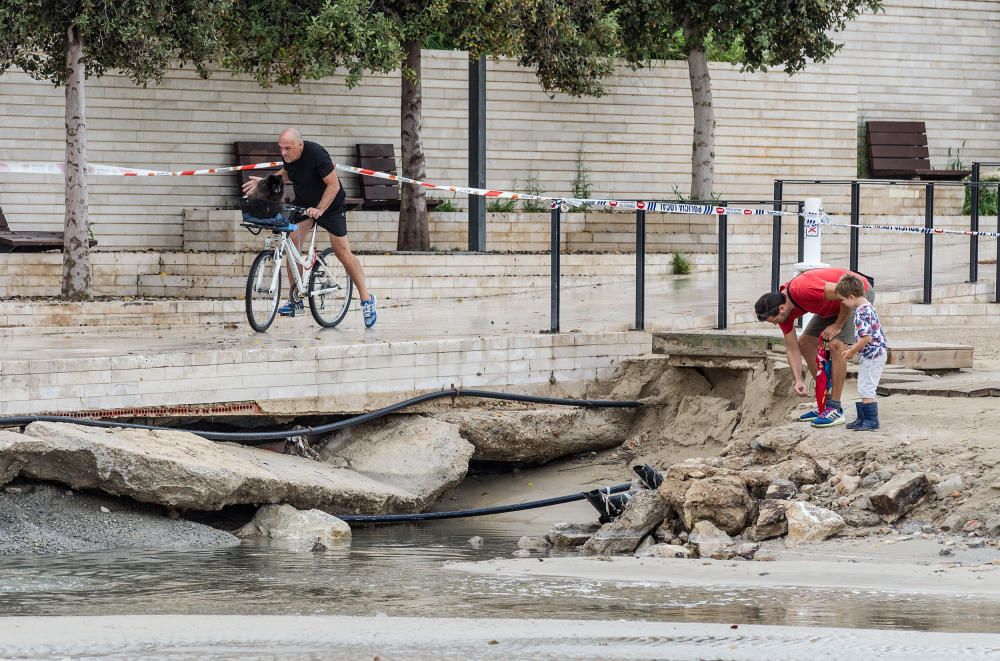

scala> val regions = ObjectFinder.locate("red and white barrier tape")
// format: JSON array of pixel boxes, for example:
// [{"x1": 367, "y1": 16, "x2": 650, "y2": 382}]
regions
[
  {"x1": 810, "y1": 216, "x2": 1000, "y2": 239},
  {"x1": 0, "y1": 161, "x2": 283, "y2": 177}
]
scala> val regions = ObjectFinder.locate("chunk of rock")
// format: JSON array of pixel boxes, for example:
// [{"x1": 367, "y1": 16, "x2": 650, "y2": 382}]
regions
[
  {"x1": 688, "y1": 520, "x2": 734, "y2": 557},
  {"x1": 512, "y1": 549, "x2": 532, "y2": 558},
  {"x1": 548, "y1": 522, "x2": 600, "y2": 547},
  {"x1": 468, "y1": 536, "x2": 484, "y2": 548},
  {"x1": 984, "y1": 517, "x2": 1000, "y2": 537},
  {"x1": 635, "y1": 543, "x2": 692, "y2": 559},
  {"x1": 836, "y1": 475, "x2": 861, "y2": 495},
  {"x1": 749, "y1": 425, "x2": 812, "y2": 454},
  {"x1": 765, "y1": 480, "x2": 797, "y2": 501},
  {"x1": 320, "y1": 415, "x2": 474, "y2": 510},
  {"x1": 435, "y1": 409, "x2": 632, "y2": 464},
  {"x1": 659, "y1": 468, "x2": 756, "y2": 535},
  {"x1": 784, "y1": 502, "x2": 845, "y2": 546},
  {"x1": 934, "y1": 474, "x2": 964, "y2": 500},
  {"x1": 751, "y1": 499, "x2": 789, "y2": 541},
  {"x1": 5, "y1": 424, "x2": 415, "y2": 514},
  {"x1": 840, "y1": 508, "x2": 882, "y2": 528},
  {"x1": 517, "y1": 535, "x2": 552, "y2": 550},
  {"x1": 736, "y1": 542, "x2": 761, "y2": 559},
  {"x1": 582, "y1": 490, "x2": 672, "y2": 555},
  {"x1": 869, "y1": 472, "x2": 930, "y2": 523},
  {"x1": 236, "y1": 504, "x2": 351, "y2": 547}
]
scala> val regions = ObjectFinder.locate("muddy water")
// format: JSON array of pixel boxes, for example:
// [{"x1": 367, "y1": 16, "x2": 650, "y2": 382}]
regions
[{"x1": 0, "y1": 519, "x2": 997, "y2": 636}]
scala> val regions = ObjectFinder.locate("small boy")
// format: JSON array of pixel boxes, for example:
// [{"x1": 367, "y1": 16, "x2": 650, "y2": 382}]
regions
[{"x1": 835, "y1": 274, "x2": 887, "y2": 431}]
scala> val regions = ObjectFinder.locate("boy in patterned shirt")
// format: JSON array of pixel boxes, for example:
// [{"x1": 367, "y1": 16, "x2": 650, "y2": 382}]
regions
[{"x1": 835, "y1": 274, "x2": 887, "y2": 431}]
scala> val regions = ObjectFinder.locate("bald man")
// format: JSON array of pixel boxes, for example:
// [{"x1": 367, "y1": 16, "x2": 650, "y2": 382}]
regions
[{"x1": 243, "y1": 128, "x2": 376, "y2": 327}]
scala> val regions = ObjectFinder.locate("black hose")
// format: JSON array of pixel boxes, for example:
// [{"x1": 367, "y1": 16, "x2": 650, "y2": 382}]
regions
[
  {"x1": 338, "y1": 482, "x2": 632, "y2": 524},
  {"x1": 0, "y1": 388, "x2": 642, "y2": 445}
]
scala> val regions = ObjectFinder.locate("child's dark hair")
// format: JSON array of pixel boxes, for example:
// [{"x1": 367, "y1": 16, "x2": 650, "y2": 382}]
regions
[{"x1": 835, "y1": 274, "x2": 865, "y2": 298}]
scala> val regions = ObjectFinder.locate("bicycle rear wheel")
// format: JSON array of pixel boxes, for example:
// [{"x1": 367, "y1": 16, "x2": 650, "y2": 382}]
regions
[
  {"x1": 308, "y1": 247, "x2": 353, "y2": 328},
  {"x1": 246, "y1": 249, "x2": 282, "y2": 332}
]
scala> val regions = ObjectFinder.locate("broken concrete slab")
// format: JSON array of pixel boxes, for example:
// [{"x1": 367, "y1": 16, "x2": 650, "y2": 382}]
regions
[
  {"x1": 3, "y1": 423, "x2": 417, "y2": 515},
  {"x1": 436, "y1": 408, "x2": 633, "y2": 464},
  {"x1": 319, "y1": 415, "x2": 474, "y2": 510}
]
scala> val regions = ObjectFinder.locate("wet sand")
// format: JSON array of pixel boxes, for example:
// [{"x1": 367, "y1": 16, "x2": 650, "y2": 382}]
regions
[
  {"x1": 1, "y1": 615, "x2": 999, "y2": 660},
  {"x1": 446, "y1": 555, "x2": 1000, "y2": 598}
]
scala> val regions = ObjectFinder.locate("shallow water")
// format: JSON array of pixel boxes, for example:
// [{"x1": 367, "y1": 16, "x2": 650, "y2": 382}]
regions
[{"x1": 0, "y1": 520, "x2": 997, "y2": 635}]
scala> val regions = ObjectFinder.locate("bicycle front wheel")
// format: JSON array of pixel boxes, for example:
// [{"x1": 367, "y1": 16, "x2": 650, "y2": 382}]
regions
[
  {"x1": 308, "y1": 247, "x2": 353, "y2": 328},
  {"x1": 246, "y1": 249, "x2": 282, "y2": 332}
]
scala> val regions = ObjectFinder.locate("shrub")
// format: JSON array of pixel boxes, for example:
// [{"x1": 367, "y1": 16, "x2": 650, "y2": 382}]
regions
[
  {"x1": 671, "y1": 252, "x2": 691, "y2": 275},
  {"x1": 962, "y1": 173, "x2": 1000, "y2": 216}
]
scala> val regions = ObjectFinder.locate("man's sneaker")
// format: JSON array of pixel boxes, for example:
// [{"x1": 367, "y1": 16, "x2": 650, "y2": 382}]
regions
[
  {"x1": 361, "y1": 293, "x2": 377, "y2": 328},
  {"x1": 798, "y1": 408, "x2": 821, "y2": 422},
  {"x1": 811, "y1": 406, "x2": 845, "y2": 428},
  {"x1": 277, "y1": 299, "x2": 304, "y2": 316}
]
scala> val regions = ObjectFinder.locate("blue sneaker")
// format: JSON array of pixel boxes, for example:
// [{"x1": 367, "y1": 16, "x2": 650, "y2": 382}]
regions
[
  {"x1": 361, "y1": 293, "x2": 377, "y2": 328},
  {"x1": 811, "y1": 406, "x2": 845, "y2": 428},
  {"x1": 798, "y1": 408, "x2": 821, "y2": 422},
  {"x1": 277, "y1": 299, "x2": 303, "y2": 316}
]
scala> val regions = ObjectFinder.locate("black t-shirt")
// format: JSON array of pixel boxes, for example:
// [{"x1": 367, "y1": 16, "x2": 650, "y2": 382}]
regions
[{"x1": 283, "y1": 140, "x2": 345, "y2": 215}]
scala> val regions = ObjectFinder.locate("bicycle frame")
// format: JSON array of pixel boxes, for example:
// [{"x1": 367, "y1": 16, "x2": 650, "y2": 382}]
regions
[{"x1": 259, "y1": 221, "x2": 320, "y2": 302}]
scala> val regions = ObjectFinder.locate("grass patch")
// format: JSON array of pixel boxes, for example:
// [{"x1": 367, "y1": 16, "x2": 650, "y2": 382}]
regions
[{"x1": 671, "y1": 252, "x2": 691, "y2": 275}]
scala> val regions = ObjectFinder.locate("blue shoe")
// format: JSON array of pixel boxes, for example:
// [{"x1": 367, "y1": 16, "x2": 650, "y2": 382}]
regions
[
  {"x1": 798, "y1": 408, "x2": 821, "y2": 422},
  {"x1": 361, "y1": 293, "x2": 377, "y2": 328},
  {"x1": 277, "y1": 299, "x2": 304, "y2": 316},
  {"x1": 811, "y1": 406, "x2": 845, "y2": 428},
  {"x1": 846, "y1": 402, "x2": 865, "y2": 430}
]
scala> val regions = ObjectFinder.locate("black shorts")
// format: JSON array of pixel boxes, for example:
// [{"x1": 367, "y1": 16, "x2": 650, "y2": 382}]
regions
[{"x1": 314, "y1": 208, "x2": 347, "y2": 237}]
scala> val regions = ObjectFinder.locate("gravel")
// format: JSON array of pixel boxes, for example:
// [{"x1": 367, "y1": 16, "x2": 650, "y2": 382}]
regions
[{"x1": 0, "y1": 483, "x2": 239, "y2": 556}]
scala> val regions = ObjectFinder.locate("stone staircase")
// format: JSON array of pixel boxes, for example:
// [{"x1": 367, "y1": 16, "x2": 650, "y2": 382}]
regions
[{"x1": 873, "y1": 282, "x2": 1000, "y2": 329}]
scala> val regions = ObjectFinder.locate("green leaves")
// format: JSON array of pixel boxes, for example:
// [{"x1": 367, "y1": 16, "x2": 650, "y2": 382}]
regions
[{"x1": 0, "y1": 0, "x2": 228, "y2": 86}]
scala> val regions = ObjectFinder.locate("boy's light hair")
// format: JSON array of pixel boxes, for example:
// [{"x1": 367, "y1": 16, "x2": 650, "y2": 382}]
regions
[{"x1": 835, "y1": 274, "x2": 865, "y2": 298}]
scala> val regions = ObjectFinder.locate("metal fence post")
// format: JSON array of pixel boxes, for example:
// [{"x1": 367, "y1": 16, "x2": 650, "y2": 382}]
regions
[
  {"x1": 467, "y1": 55, "x2": 487, "y2": 251},
  {"x1": 717, "y1": 205, "x2": 728, "y2": 330},
  {"x1": 797, "y1": 201, "x2": 805, "y2": 265},
  {"x1": 850, "y1": 181, "x2": 861, "y2": 273},
  {"x1": 995, "y1": 190, "x2": 999, "y2": 303},
  {"x1": 634, "y1": 209, "x2": 646, "y2": 331},
  {"x1": 772, "y1": 180, "x2": 783, "y2": 291},
  {"x1": 550, "y1": 205, "x2": 561, "y2": 332},
  {"x1": 971, "y1": 162, "x2": 981, "y2": 283},
  {"x1": 923, "y1": 183, "x2": 934, "y2": 304}
]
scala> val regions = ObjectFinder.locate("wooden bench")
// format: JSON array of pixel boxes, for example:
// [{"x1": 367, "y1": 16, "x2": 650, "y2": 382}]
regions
[
  {"x1": 356, "y1": 143, "x2": 442, "y2": 211},
  {"x1": 233, "y1": 141, "x2": 361, "y2": 209},
  {"x1": 0, "y1": 204, "x2": 97, "y2": 252},
  {"x1": 866, "y1": 121, "x2": 971, "y2": 180}
]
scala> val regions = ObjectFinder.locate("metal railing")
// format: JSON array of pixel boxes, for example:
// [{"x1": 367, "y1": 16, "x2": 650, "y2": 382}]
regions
[
  {"x1": 970, "y1": 162, "x2": 1000, "y2": 303},
  {"x1": 548, "y1": 199, "x2": 804, "y2": 333}
]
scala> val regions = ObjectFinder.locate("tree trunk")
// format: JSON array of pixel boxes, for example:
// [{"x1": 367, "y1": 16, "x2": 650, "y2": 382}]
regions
[
  {"x1": 684, "y1": 22, "x2": 714, "y2": 202},
  {"x1": 63, "y1": 24, "x2": 91, "y2": 299},
  {"x1": 398, "y1": 39, "x2": 429, "y2": 251}
]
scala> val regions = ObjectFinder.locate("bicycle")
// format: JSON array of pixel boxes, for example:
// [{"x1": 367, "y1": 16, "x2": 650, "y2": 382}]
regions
[{"x1": 240, "y1": 198, "x2": 354, "y2": 333}]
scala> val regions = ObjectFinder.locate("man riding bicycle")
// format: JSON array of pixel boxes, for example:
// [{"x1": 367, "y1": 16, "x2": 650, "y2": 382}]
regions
[{"x1": 242, "y1": 128, "x2": 377, "y2": 328}]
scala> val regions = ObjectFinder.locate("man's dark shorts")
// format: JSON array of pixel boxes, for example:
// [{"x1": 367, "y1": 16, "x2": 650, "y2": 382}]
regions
[
  {"x1": 803, "y1": 288, "x2": 876, "y2": 343},
  {"x1": 315, "y1": 208, "x2": 347, "y2": 237}
]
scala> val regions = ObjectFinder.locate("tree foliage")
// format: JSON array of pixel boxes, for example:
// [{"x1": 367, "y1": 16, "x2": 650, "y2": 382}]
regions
[
  {"x1": 0, "y1": 0, "x2": 224, "y2": 85},
  {"x1": 617, "y1": 0, "x2": 883, "y2": 73}
]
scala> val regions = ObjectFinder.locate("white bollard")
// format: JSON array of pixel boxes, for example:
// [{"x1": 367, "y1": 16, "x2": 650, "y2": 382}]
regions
[{"x1": 793, "y1": 197, "x2": 828, "y2": 328}]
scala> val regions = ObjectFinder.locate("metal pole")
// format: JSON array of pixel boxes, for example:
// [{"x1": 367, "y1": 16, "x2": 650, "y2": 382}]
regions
[
  {"x1": 923, "y1": 183, "x2": 934, "y2": 304},
  {"x1": 995, "y1": 190, "x2": 999, "y2": 303},
  {"x1": 771, "y1": 180, "x2": 783, "y2": 291},
  {"x1": 634, "y1": 209, "x2": 646, "y2": 331},
  {"x1": 970, "y1": 162, "x2": 980, "y2": 282},
  {"x1": 717, "y1": 206, "x2": 728, "y2": 330},
  {"x1": 550, "y1": 205, "x2": 561, "y2": 332},
  {"x1": 850, "y1": 181, "x2": 861, "y2": 273},
  {"x1": 467, "y1": 55, "x2": 487, "y2": 251},
  {"x1": 797, "y1": 201, "x2": 805, "y2": 264}
]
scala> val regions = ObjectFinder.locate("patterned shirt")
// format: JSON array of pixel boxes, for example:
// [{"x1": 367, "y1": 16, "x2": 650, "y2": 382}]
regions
[{"x1": 853, "y1": 302, "x2": 887, "y2": 360}]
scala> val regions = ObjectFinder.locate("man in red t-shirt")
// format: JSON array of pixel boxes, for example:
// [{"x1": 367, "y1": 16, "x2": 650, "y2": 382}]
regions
[{"x1": 754, "y1": 267, "x2": 874, "y2": 427}]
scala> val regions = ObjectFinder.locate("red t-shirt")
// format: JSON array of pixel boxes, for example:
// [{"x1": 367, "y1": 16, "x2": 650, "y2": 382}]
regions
[{"x1": 778, "y1": 268, "x2": 870, "y2": 335}]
